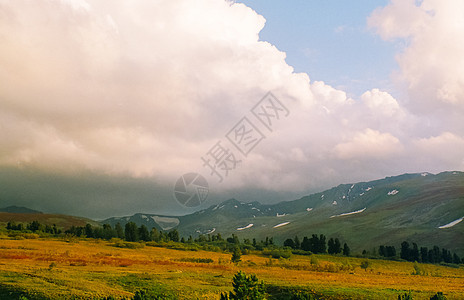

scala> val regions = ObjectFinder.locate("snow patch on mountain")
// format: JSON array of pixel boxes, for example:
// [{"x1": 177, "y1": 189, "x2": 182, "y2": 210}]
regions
[
  {"x1": 330, "y1": 208, "x2": 366, "y2": 218},
  {"x1": 151, "y1": 216, "x2": 180, "y2": 230},
  {"x1": 273, "y1": 222, "x2": 290, "y2": 228},
  {"x1": 237, "y1": 224, "x2": 253, "y2": 231},
  {"x1": 388, "y1": 189, "x2": 399, "y2": 195},
  {"x1": 206, "y1": 228, "x2": 216, "y2": 234},
  {"x1": 438, "y1": 217, "x2": 464, "y2": 229}
]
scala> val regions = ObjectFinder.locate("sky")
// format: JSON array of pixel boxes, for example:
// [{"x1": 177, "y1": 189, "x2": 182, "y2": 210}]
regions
[{"x1": 0, "y1": 0, "x2": 463, "y2": 219}]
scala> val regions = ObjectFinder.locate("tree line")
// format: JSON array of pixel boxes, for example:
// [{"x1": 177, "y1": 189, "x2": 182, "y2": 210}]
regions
[
  {"x1": 283, "y1": 234, "x2": 351, "y2": 256},
  {"x1": 372, "y1": 242, "x2": 463, "y2": 264},
  {"x1": 400, "y1": 241, "x2": 462, "y2": 264},
  {"x1": 7, "y1": 221, "x2": 62, "y2": 235},
  {"x1": 5, "y1": 220, "x2": 462, "y2": 265}
]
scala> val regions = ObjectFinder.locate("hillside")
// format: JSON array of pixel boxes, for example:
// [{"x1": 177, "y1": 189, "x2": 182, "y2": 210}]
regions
[
  {"x1": 0, "y1": 206, "x2": 43, "y2": 214},
  {"x1": 0, "y1": 212, "x2": 100, "y2": 230},
  {"x1": 103, "y1": 171, "x2": 464, "y2": 255}
]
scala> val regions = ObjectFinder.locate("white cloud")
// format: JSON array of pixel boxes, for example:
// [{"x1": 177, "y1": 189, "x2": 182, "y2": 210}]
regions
[
  {"x1": 368, "y1": 0, "x2": 464, "y2": 117},
  {"x1": 361, "y1": 89, "x2": 404, "y2": 118},
  {"x1": 333, "y1": 129, "x2": 403, "y2": 160},
  {"x1": 0, "y1": 0, "x2": 463, "y2": 208}
]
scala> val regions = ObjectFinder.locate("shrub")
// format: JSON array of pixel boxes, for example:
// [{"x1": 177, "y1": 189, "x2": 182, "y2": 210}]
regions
[
  {"x1": 179, "y1": 257, "x2": 214, "y2": 264},
  {"x1": 263, "y1": 249, "x2": 292, "y2": 259},
  {"x1": 132, "y1": 289, "x2": 176, "y2": 300},
  {"x1": 231, "y1": 247, "x2": 242, "y2": 263},
  {"x1": 413, "y1": 261, "x2": 426, "y2": 275},
  {"x1": 430, "y1": 292, "x2": 447, "y2": 300},
  {"x1": 112, "y1": 241, "x2": 144, "y2": 249},
  {"x1": 220, "y1": 271, "x2": 266, "y2": 300},
  {"x1": 360, "y1": 259, "x2": 370, "y2": 271},
  {"x1": 398, "y1": 291, "x2": 413, "y2": 300}
]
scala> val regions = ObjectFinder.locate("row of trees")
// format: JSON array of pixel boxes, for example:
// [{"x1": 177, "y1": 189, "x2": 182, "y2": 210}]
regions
[
  {"x1": 283, "y1": 235, "x2": 350, "y2": 256},
  {"x1": 65, "y1": 223, "x2": 182, "y2": 243},
  {"x1": 5, "y1": 221, "x2": 462, "y2": 265},
  {"x1": 378, "y1": 245, "x2": 397, "y2": 258},
  {"x1": 6, "y1": 221, "x2": 62, "y2": 235},
  {"x1": 400, "y1": 241, "x2": 462, "y2": 264}
]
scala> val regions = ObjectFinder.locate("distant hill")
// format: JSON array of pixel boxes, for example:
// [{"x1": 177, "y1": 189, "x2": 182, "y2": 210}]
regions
[
  {"x1": 103, "y1": 171, "x2": 464, "y2": 255},
  {"x1": 0, "y1": 205, "x2": 42, "y2": 214},
  {"x1": 0, "y1": 212, "x2": 100, "y2": 230}
]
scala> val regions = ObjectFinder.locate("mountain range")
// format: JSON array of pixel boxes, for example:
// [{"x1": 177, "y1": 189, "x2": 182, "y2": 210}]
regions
[
  {"x1": 1, "y1": 172, "x2": 462, "y2": 255},
  {"x1": 103, "y1": 171, "x2": 464, "y2": 255}
]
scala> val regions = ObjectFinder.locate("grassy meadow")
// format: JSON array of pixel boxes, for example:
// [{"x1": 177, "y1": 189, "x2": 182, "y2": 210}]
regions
[{"x1": 0, "y1": 236, "x2": 463, "y2": 299}]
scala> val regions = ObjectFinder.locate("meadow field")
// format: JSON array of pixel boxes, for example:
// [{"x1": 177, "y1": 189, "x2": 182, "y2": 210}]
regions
[{"x1": 0, "y1": 237, "x2": 463, "y2": 299}]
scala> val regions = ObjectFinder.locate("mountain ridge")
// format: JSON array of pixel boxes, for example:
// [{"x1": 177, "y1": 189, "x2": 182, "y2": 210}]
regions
[{"x1": 102, "y1": 171, "x2": 464, "y2": 255}]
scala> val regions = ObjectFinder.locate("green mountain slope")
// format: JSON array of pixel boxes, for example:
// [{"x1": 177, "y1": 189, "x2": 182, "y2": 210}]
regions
[{"x1": 103, "y1": 171, "x2": 464, "y2": 255}]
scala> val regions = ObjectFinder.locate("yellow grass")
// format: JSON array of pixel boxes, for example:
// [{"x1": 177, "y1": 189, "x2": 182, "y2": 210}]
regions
[{"x1": 0, "y1": 238, "x2": 463, "y2": 299}]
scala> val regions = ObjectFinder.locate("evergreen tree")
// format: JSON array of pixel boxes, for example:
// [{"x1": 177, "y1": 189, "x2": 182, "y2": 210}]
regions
[
  {"x1": 420, "y1": 247, "x2": 429, "y2": 263},
  {"x1": 84, "y1": 224, "x2": 94, "y2": 238},
  {"x1": 328, "y1": 238, "x2": 335, "y2": 254},
  {"x1": 167, "y1": 229, "x2": 179, "y2": 242},
  {"x1": 28, "y1": 220, "x2": 41, "y2": 232},
  {"x1": 115, "y1": 223, "x2": 124, "y2": 239},
  {"x1": 411, "y1": 243, "x2": 420, "y2": 262},
  {"x1": 228, "y1": 234, "x2": 240, "y2": 244},
  {"x1": 100, "y1": 224, "x2": 114, "y2": 240},
  {"x1": 309, "y1": 234, "x2": 319, "y2": 253},
  {"x1": 386, "y1": 246, "x2": 396, "y2": 257},
  {"x1": 231, "y1": 247, "x2": 241, "y2": 264},
  {"x1": 401, "y1": 241, "x2": 411, "y2": 261},
  {"x1": 334, "y1": 238, "x2": 341, "y2": 254},
  {"x1": 284, "y1": 238, "x2": 295, "y2": 249},
  {"x1": 220, "y1": 271, "x2": 265, "y2": 300},
  {"x1": 150, "y1": 227, "x2": 160, "y2": 242},
  {"x1": 379, "y1": 245, "x2": 386, "y2": 257},
  {"x1": 343, "y1": 243, "x2": 350, "y2": 256},
  {"x1": 319, "y1": 234, "x2": 327, "y2": 253},
  {"x1": 428, "y1": 249, "x2": 435, "y2": 264},
  {"x1": 432, "y1": 246, "x2": 441, "y2": 262},
  {"x1": 138, "y1": 225, "x2": 150, "y2": 242},
  {"x1": 294, "y1": 236, "x2": 300, "y2": 249},
  {"x1": 124, "y1": 222, "x2": 138, "y2": 242},
  {"x1": 301, "y1": 236, "x2": 311, "y2": 252}
]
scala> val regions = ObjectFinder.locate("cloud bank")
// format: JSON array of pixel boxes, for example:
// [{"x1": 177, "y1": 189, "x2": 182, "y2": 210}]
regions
[{"x1": 0, "y1": 0, "x2": 463, "y2": 216}]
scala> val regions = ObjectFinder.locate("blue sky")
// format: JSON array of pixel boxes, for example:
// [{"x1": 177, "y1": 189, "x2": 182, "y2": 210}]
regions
[{"x1": 237, "y1": 0, "x2": 398, "y2": 98}]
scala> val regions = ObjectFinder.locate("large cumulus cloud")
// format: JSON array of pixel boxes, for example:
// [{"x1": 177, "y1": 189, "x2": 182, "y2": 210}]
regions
[{"x1": 0, "y1": 0, "x2": 463, "y2": 215}]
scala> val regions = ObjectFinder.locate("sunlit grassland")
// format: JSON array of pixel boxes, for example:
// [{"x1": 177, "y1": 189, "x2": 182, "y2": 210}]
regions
[{"x1": 0, "y1": 237, "x2": 463, "y2": 299}]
